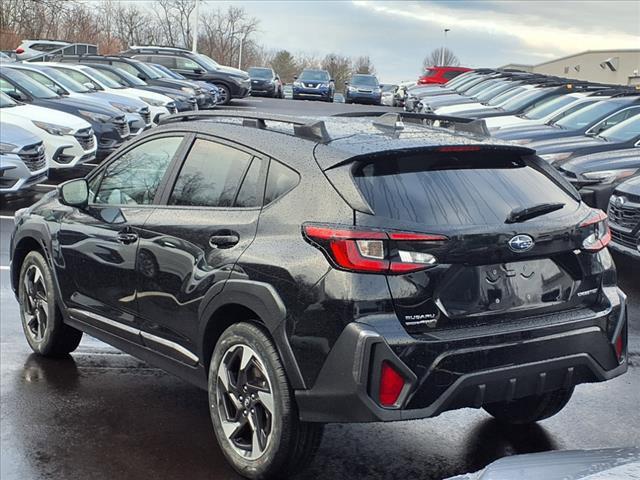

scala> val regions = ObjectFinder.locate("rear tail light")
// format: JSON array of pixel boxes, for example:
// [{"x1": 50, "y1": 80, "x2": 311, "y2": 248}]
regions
[
  {"x1": 615, "y1": 334, "x2": 624, "y2": 363},
  {"x1": 579, "y1": 209, "x2": 611, "y2": 252},
  {"x1": 379, "y1": 361, "x2": 405, "y2": 407},
  {"x1": 303, "y1": 223, "x2": 447, "y2": 274},
  {"x1": 15, "y1": 47, "x2": 24, "y2": 54}
]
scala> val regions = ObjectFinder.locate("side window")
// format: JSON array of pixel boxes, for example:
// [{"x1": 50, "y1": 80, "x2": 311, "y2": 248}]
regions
[
  {"x1": 94, "y1": 136, "x2": 182, "y2": 205},
  {"x1": 176, "y1": 57, "x2": 201, "y2": 70},
  {"x1": 264, "y1": 160, "x2": 299, "y2": 205},
  {"x1": 594, "y1": 107, "x2": 640, "y2": 133},
  {"x1": 114, "y1": 62, "x2": 140, "y2": 77},
  {"x1": 61, "y1": 69, "x2": 100, "y2": 90},
  {"x1": 443, "y1": 71, "x2": 460, "y2": 80},
  {"x1": 152, "y1": 56, "x2": 176, "y2": 69},
  {"x1": 169, "y1": 139, "x2": 253, "y2": 207},
  {"x1": 235, "y1": 158, "x2": 264, "y2": 208},
  {"x1": 0, "y1": 78, "x2": 20, "y2": 96},
  {"x1": 21, "y1": 70, "x2": 58, "y2": 91}
]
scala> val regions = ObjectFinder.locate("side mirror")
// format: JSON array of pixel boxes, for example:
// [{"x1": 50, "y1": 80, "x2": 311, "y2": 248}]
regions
[
  {"x1": 193, "y1": 68, "x2": 204, "y2": 75},
  {"x1": 293, "y1": 76, "x2": 298, "y2": 80},
  {"x1": 83, "y1": 82, "x2": 97, "y2": 91},
  {"x1": 344, "y1": 81, "x2": 349, "y2": 86},
  {"x1": 137, "y1": 73, "x2": 148, "y2": 81},
  {"x1": 59, "y1": 178, "x2": 89, "y2": 209},
  {"x1": 7, "y1": 90, "x2": 26, "y2": 102},
  {"x1": 330, "y1": 78, "x2": 335, "y2": 83},
  {"x1": 56, "y1": 87, "x2": 67, "y2": 96}
]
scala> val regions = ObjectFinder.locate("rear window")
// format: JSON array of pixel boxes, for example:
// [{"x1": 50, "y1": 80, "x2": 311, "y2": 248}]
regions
[{"x1": 353, "y1": 151, "x2": 577, "y2": 226}]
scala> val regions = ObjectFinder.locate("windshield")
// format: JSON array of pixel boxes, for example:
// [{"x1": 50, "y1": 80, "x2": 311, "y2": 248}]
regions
[
  {"x1": 351, "y1": 75, "x2": 379, "y2": 87},
  {"x1": 150, "y1": 64, "x2": 182, "y2": 79},
  {"x1": 299, "y1": 70, "x2": 330, "y2": 82},
  {"x1": 500, "y1": 88, "x2": 552, "y2": 111},
  {"x1": 111, "y1": 67, "x2": 147, "y2": 86},
  {"x1": 248, "y1": 67, "x2": 273, "y2": 79},
  {"x1": 196, "y1": 53, "x2": 220, "y2": 70},
  {"x1": 41, "y1": 67, "x2": 90, "y2": 92},
  {"x1": 487, "y1": 86, "x2": 527, "y2": 106},
  {"x1": 0, "y1": 91, "x2": 17, "y2": 107},
  {"x1": 555, "y1": 100, "x2": 626, "y2": 129},
  {"x1": 135, "y1": 61, "x2": 161, "y2": 79},
  {"x1": 599, "y1": 115, "x2": 640, "y2": 142},
  {"x1": 456, "y1": 75, "x2": 491, "y2": 93},
  {"x1": 445, "y1": 72, "x2": 476, "y2": 88},
  {"x1": 381, "y1": 84, "x2": 397, "y2": 92},
  {"x1": 523, "y1": 95, "x2": 577, "y2": 120},
  {"x1": 82, "y1": 67, "x2": 126, "y2": 89},
  {"x1": 464, "y1": 79, "x2": 498, "y2": 96},
  {"x1": 475, "y1": 82, "x2": 515, "y2": 102},
  {"x1": 0, "y1": 68, "x2": 58, "y2": 98}
]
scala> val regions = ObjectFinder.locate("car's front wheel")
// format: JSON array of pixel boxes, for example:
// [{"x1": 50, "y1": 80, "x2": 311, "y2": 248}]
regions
[
  {"x1": 209, "y1": 322, "x2": 324, "y2": 479},
  {"x1": 483, "y1": 387, "x2": 575, "y2": 424},
  {"x1": 215, "y1": 83, "x2": 232, "y2": 105},
  {"x1": 19, "y1": 251, "x2": 82, "y2": 356}
]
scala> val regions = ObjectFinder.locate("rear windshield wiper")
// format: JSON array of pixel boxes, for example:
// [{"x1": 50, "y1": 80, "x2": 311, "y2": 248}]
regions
[{"x1": 505, "y1": 202, "x2": 565, "y2": 223}]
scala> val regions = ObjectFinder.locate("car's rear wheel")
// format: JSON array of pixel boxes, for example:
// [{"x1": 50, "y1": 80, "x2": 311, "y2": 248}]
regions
[
  {"x1": 215, "y1": 84, "x2": 231, "y2": 105},
  {"x1": 483, "y1": 387, "x2": 575, "y2": 424},
  {"x1": 19, "y1": 251, "x2": 82, "y2": 356},
  {"x1": 209, "y1": 322, "x2": 323, "y2": 479}
]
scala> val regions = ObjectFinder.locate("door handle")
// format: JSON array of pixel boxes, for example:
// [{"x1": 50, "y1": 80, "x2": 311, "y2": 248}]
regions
[
  {"x1": 117, "y1": 231, "x2": 138, "y2": 244},
  {"x1": 209, "y1": 233, "x2": 240, "y2": 249}
]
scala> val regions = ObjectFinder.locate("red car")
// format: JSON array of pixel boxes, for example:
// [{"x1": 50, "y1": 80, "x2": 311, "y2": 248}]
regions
[{"x1": 418, "y1": 66, "x2": 471, "y2": 85}]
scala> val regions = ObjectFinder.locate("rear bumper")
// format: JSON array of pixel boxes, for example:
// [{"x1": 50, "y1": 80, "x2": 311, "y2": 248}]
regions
[{"x1": 296, "y1": 287, "x2": 628, "y2": 423}]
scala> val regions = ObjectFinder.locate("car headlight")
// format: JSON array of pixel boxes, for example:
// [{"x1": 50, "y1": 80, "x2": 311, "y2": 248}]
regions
[
  {"x1": 180, "y1": 87, "x2": 196, "y2": 95},
  {"x1": 32, "y1": 120, "x2": 74, "y2": 135},
  {"x1": 293, "y1": 81, "x2": 303, "y2": 87},
  {"x1": 582, "y1": 168, "x2": 638, "y2": 185},
  {"x1": 0, "y1": 142, "x2": 18, "y2": 154},
  {"x1": 347, "y1": 86, "x2": 356, "y2": 92},
  {"x1": 540, "y1": 152, "x2": 572, "y2": 163},
  {"x1": 140, "y1": 96, "x2": 165, "y2": 107},
  {"x1": 109, "y1": 102, "x2": 137, "y2": 113}
]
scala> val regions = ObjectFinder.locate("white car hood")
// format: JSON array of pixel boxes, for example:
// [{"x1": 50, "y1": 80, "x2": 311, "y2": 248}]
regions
[
  {"x1": 436, "y1": 102, "x2": 485, "y2": 114},
  {"x1": 1, "y1": 104, "x2": 91, "y2": 131}
]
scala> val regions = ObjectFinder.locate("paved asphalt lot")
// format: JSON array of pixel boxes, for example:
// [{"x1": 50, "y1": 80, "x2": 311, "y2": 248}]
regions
[{"x1": 0, "y1": 97, "x2": 638, "y2": 480}]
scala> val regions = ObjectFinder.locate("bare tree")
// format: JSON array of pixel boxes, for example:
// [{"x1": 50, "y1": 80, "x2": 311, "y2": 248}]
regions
[
  {"x1": 154, "y1": 0, "x2": 196, "y2": 48},
  {"x1": 198, "y1": 7, "x2": 259, "y2": 68},
  {"x1": 423, "y1": 47, "x2": 460, "y2": 68},
  {"x1": 353, "y1": 55, "x2": 376, "y2": 75}
]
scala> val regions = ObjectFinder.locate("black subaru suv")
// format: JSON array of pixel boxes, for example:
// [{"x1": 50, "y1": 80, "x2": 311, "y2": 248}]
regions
[
  {"x1": 10, "y1": 111, "x2": 628, "y2": 479},
  {"x1": 121, "y1": 46, "x2": 251, "y2": 105}
]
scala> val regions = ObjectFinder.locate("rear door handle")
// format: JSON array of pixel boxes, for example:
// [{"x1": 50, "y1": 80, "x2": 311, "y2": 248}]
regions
[
  {"x1": 209, "y1": 233, "x2": 240, "y2": 249},
  {"x1": 117, "y1": 231, "x2": 138, "y2": 244}
]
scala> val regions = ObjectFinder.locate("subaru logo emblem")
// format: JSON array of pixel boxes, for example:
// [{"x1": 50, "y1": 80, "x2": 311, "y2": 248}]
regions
[
  {"x1": 614, "y1": 195, "x2": 626, "y2": 208},
  {"x1": 508, "y1": 234, "x2": 534, "y2": 253}
]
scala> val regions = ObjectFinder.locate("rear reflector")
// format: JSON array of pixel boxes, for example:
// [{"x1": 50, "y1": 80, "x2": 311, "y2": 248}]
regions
[
  {"x1": 615, "y1": 333, "x2": 624, "y2": 363},
  {"x1": 379, "y1": 361, "x2": 405, "y2": 407}
]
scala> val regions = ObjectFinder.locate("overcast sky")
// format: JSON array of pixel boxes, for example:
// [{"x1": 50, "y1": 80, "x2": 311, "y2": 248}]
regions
[{"x1": 205, "y1": 0, "x2": 639, "y2": 83}]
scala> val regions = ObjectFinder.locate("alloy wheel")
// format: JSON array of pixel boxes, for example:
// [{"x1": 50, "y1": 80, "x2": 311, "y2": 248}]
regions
[
  {"x1": 216, "y1": 344, "x2": 274, "y2": 460},
  {"x1": 22, "y1": 264, "x2": 48, "y2": 342}
]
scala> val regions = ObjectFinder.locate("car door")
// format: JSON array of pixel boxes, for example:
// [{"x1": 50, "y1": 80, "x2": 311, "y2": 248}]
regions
[
  {"x1": 135, "y1": 135, "x2": 268, "y2": 364},
  {"x1": 55, "y1": 134, "x2": 187, "y2": 337}
]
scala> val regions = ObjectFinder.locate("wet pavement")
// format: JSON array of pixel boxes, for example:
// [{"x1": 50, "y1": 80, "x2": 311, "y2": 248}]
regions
[{"x1": 1, "y1": 97, "x2": 639, "y2": 480}]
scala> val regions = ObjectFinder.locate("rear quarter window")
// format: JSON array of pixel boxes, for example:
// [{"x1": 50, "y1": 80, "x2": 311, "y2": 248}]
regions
[{"x1": 353, "y1": 151, "x2": 578, "y2": 226}]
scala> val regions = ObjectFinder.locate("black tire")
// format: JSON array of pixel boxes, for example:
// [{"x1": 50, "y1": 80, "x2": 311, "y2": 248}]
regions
[
  {"x1": 215, "y1": 83, "x2": 232, "y2": 105},
  {"x1": 483, "y1": 387, "x2": 575, "y2": 425},
  {"x1": 208, "y1": 322, "x2": 324, "y2": 479},
  {"x1": 18, "y1": 251, "x2": 82, "y2": 356}
]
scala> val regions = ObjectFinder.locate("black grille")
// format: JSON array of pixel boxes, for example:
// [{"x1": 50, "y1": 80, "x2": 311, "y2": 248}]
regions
[
  {"x1": 74, "y1": 128, "x2": 95, "y2": 151},
  {"x1": 139, "y1": 108, "x2": 151, "y2": 125},
  {"x1": 18, "y1": 142, "x2": 47, "y2": 172},
  {"x1": 608, "y1": 202, "x2": 640, "y2": 230},
  {"x1": 610, "y1": 228, "x2": 639, "y2": 249},
  {"x1": 113, "y1": 117, "x2": 131, "y2": 138}
]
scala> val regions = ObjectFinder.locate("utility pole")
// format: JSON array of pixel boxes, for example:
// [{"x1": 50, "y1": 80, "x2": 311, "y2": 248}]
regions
[
  {"x1": 440, "y1": 28, "x2": 450, "y2": 66},
  {"x1": 192, "y1": 0, "x2": 200, "y2": 53},
  {"x1": 238, "y1": 36, "x2": 243, "y2": 69}
]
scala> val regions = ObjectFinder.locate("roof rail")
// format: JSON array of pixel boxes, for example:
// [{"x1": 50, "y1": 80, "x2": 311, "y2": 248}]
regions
[
  {"x1": 127, "y1": 45, "x2": 191, "y2": 52},
  {"x1": 159, "y1": 111, "x2": 332, "y2": 143},
  {"x1": 25, "y1": 43, "x2": 98, "y2": 62}
]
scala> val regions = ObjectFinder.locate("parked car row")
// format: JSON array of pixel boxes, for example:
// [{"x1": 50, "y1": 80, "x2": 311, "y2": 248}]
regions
[
  {"x1": 1, "y1": 42, "x2": 266, "y2": 194},
  {"x1": 400, "y1": 68, "x2": 639, "y2": 259}
]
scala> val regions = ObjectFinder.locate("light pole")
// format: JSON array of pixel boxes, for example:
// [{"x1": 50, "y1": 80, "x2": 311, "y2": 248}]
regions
[
  {"x1": 192, "y1": 0, "x2": 200, "y2": 53},
  {"x1": 440, "y1": 28, "x2": 450, "y2": 66}
]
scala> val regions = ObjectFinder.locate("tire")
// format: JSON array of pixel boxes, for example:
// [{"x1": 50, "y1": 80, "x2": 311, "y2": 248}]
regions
[
  {"x1": 208, "y1": 322, "x2": 324, "y2": 479},
  {"x1": 215, "y1": 83, "x2": 232, "y2": 105},
  {"x1": 18, "y1": 251, "x2": 82, "y2": 356},
  {"x1": 483, "y1": 387, "x2": 575, "y2": 425}
]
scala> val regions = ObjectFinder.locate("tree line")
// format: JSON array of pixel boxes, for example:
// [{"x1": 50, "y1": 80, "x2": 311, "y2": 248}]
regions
[{"x1": 0, "y1": 0, "x2": 377, "y2": 85}]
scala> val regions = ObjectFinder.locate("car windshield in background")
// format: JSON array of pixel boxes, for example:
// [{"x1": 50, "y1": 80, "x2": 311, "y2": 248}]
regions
[
  {"x1": 136, "y1": 61, "x2": 162, "y2": 79},
  {"x1": 486, "y1": 86, "x2": 527, "y2": 106},
  {"x1": 248, "y1": 68, "x2": 273, "y2": 79},
  {"x1": 522, "y1": 94, "x2": 578, "y2": 119},
  {"x1": 42, "y1": 67, "x2": 91, "y2": 93},
  {"x1": 351, "y1": 75, "x2": 379, "y2": 87},
  {"x1": 83, "y1": 67, "x2": 126, "y2": 89},
  {"x1": 299, "y1": 70, "x2": 330, "y2": 82},
  {"x1": 197, "y1": 53, "x2": 221, "y2": 70},
  {"x1": 598, "y1": 115, "x2": 640, "y2": 142},
  {"x1": 113, "y1": 68, "x2": 148, "y2": 86},
  {"x1": 555, "y1": 100, "x2": 626, "y2": 129},
  {"x1": 422, "y1": 69, "x2": 437, "y2": 77},
  {"x1": 1, "y1": 68, "x2": 58, "y2": 98},
  {"x1": 381, "y1": 84, "x2": 396, "y2": 92},
  {"x1": 500, "y1": 88, "x2": 552, "y2": 111},
  {"x1": 475, "y1": 82, "x2": 514, "y2": 102},
  {"x1": 353, "y1": 152, "x2": 577, "y2": 226},
  {"x1": 0, "y1": 91, "x2": 17, "y2": 107}
]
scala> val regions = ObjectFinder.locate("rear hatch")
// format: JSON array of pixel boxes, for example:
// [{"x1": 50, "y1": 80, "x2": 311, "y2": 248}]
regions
[{"x1": 345, "y1": 148, "x2": 607, "y2": 333}]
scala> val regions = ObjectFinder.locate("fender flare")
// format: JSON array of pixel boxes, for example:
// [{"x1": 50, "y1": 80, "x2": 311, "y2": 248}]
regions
[{"x1": 198, "y1": 279, "x2": 306, "y2": 389}]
